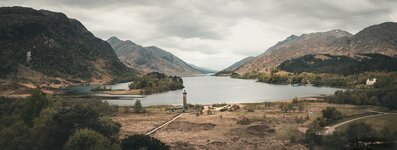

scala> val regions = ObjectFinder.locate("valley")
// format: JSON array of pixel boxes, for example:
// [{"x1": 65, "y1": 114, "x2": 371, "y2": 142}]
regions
[{"x1": 0, "y1": 4, "x2": 397, "y2": 150}]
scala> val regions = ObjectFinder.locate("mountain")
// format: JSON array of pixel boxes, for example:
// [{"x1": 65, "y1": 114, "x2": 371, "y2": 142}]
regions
[
  {"x1": 107, "y1": 37, "x2": 201, "y2": 76},
  {"x1": 0, "y1": 7, "x2": 135, "y2": 87},
  {"x1": 224, "y1": 56, "x2": 255, "y2": 72},
  {"x1": 236, "y1": 22, "x2": 397, "y2": 74},
  {"x1": 215, "y1": 56, "x2": 255, "y2": 75},
  {"x1": 188, "y1": 64, "x2": 217, "y2": 74}
]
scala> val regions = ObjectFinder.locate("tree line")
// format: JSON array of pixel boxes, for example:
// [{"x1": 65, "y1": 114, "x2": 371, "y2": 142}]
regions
[{"x1": 0, "y1": 91, "x2": 169, "y2": 150}]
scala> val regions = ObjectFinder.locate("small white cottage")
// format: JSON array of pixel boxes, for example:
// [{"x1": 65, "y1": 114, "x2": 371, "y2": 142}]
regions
[{"x1": 366, "y1": 78, "x2": 376, "y2": 86}]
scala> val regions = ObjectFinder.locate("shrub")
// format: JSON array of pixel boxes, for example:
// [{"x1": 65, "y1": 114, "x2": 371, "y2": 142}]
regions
[
  {"x1": 121, "y1": 134, "x2": 169, "y2": 150},
  {"x1": 64, "y1": 129, "x2": 118, "y2": 150},
  {"x1": 134, "y1": 99, "x2": 145, "y2": 113},
  {"x1": 236, "y1": 116, "x2": 251, "y2": 125},
  {"x1": 246, "y1": 106, "x2": 255, "y2": 112},
  {"x1": 230, "y1": 104, "x2": 240, "y2": 111},
  {"x1": 321, "y1": 107, "x2": 341, "y2": 121}
]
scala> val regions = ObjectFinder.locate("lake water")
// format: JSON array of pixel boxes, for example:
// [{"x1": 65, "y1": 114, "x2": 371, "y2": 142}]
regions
[{"x1": 62, "y1": 76, "x2": 342, "y2": 106}]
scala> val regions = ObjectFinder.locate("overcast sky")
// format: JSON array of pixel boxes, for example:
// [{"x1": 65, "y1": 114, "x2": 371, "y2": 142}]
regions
[{"x1": 1, "y1": 0, "x2": 397, "y2": 70}]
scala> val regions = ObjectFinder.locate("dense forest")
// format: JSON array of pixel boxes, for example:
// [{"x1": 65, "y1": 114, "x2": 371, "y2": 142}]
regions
[
  {"x1": 0, "y1": 91, "x2": 169, "y2": 150},
  {"x1": 305, "y1": 118, "x2": 397, "y2": 149},
  {"x1": 236, "y1": 71, "x2": 397, "y2": 88},
  {"x1": 129, "y1": 72, "x2": 184, "y2": 94},
  {"x1": 324, "y1": 72, "x2": 397, "y2": 109},
  {"x1": 279, "y1": 53, "x2": 397, "y2": 75}
]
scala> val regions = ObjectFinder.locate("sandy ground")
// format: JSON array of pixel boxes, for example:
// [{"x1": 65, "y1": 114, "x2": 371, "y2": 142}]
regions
[
  {"x1": 114, "y1": 104, "x2": 316, "y2": 149},
  {"x1": 152, "y1": 112, "x2": 307, "y2": 150},
  {"x1": 112, "y1": 102, "x2": 378, "y2": 150},
  {"x1": 112, "y1": 112, "x2": 178, "y2": 138}
]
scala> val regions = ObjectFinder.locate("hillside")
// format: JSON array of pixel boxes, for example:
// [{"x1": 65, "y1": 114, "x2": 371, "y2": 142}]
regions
[
  {"x1": 279, "y1": 53, "x2": 397, "y2": 75},
  {"x1": 107, "y1": 37, "x2": 201, "y2": 76},
  {"x1": 188, "y1": 64, "x2": 217, "y2": 74},
  {"x1": 0, "y1": 7, "x2": 135, "y2": 89},
  {"x1": 236, "y1": 22, "x2": 397, "y2": 74},
  {"x1": 215, "y1": 56, "x2": 254, "y2": 75}
]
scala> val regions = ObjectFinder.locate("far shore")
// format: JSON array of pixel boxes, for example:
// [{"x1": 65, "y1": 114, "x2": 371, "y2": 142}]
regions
[{"x1": 99, "y1": 89, "x2": 144, "y2": 95}]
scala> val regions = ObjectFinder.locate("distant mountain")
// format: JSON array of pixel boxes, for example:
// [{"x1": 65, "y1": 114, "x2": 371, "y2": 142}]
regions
[
  {"x1": 215, "y1": 56, "x2": 254, "y2": 75},
  {"x1": 0, "y1": 7, "x2": 135, "y2": 87},
  {"x1": 188, "y1": 64, "x2": 217, "y2": 74},
  {"x1": 107, "y1": 37, "x2": 201, "y2": 76},
  {"x1": 224, "y1": 56, "x2": 255, "y2": 72},
  {"x1": 236, "y1": 22, "x2": 397, "y2": 74}
]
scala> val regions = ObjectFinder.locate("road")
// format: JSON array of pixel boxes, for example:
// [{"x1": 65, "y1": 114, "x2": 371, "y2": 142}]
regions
[
  {"x1": 145, "y1": 113, "x2": 184, "y2": 135},
  {"x1": 324, "y1": 111, "x2": 393, "y2": 135}
]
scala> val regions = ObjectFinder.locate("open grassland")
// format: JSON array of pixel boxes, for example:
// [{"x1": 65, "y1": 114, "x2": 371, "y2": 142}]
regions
[
  {"x1": 113, "y1": 101, "x2": 388, "y2": 149},
  {"x1": 336, "y1": 113, "x2": 397, "y2": 133}
]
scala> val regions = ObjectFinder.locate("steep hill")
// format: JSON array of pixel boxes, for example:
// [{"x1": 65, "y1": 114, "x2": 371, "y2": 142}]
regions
[
  {"x1": 107, "y1": 37, "x2": 201, "y2": 76},
  {"x1": 224, "y1": 56, "x2": 255, "y2": 72},
  {"x1": 236, "y1": 22, "x2": 397, "y2": 74},
  {"x1": 215, "y1": 56, "x2": 254, "y2": 75},
  {"x1": 0, "y1": 7, "x2": 135, "y2": 87}
]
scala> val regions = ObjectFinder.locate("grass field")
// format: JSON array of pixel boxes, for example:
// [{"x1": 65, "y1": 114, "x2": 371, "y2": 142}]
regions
[{"x1": 336, "y1": 113, "x2": 397, "y2": 132}]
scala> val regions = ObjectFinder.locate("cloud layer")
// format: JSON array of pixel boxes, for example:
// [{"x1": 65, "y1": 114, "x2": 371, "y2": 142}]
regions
[{"x1": 1, "y1": 0, "x2": 397, "y2": 70}]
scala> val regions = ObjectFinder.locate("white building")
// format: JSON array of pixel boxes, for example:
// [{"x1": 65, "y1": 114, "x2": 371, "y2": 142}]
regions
[
  {"x1": 26, "y1": 51, "x2": 31, "y2": 64},
  {"x1": 366, "y1": 78, "x2": 376, "y2": 86}
]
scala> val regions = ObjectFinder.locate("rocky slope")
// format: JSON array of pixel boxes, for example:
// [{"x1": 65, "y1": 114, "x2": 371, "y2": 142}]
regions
[
  {"x1": 236, "y1": 22, "x2": 397, "y2": 74},
  {"x1": 0, "y1": 7, "x2": 135, "y2": 88},
  {"x1": 107, "y1": 37, "x2": 201, "y2": 76},
  {"x1": 215, "y1": 56, "x2": 255, "y2": 75},
  {"x1": 223, "y1": 56, "x2": 255, "y2": 72}
]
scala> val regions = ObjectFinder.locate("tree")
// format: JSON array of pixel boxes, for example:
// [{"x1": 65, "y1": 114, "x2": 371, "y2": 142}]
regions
[
  {"x1": 121, "y1": 134, "x2": 169, "y2": 150},
  {"x1": 323, "y1": 133, "x2": 346, "y2": 150},
  {"x1": 322, "y1": 107, "x2": 341, "y2": 121},
  {"x1": 297, "y1": 103, "x2": 305, "y2": 112},
  {"x1": 134, "y1": 99, "x2": 144, "y2": 113},
  {"x1": 292, "y1": 97, "x2": 298, "y2": 105},
  {"x1": 344, "y1": 122, "x2": 375, "y2": 149},
  {"x1": 368, "y1": 96, "x2": 378, "y2": 105},
  {"x1": 279, "y1": 103, "x2": 288, "y2": 112},
  {"x1": 64, "y1": 129, "x2": 118, "y2": 150},
  {"x1": 20, "y1": 90, "x2": 49, "y2": 126},
  {"x1": 50, "y1": 104, "x2": 103, "y2": 148},
  {"x1": 381, "y1": 91, "x2": 397, "y2": 109},
  {"x1": 304, "y1": 121, "x2": 323, "y2": 145},
  {"x1": 0, "y1": 121, "x2": 33, "y2": 150}
]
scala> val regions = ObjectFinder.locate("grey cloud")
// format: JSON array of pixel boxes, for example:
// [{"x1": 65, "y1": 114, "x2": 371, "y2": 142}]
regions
[{"x1": 1, "y1": 0, "x2": 397, "y2": 70}]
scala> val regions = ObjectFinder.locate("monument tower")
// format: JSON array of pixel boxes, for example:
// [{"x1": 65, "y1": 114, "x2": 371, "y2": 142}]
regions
[{"x1": 183, "y1": 89, "x2": 187, "y2": 112}]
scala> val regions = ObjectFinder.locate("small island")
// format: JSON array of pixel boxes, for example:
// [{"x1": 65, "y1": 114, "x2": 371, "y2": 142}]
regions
[{"x1": 129, "y1": 72, "x2": 184, "y2": 94}]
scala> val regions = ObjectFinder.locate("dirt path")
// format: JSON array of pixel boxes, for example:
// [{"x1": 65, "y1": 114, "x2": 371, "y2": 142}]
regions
[
  {"x1": 324, "y1": 111, "x2": 392, "y2": 135},
  {"x1": 145, "y1": 113, "x2": 184, "y2": 135}
]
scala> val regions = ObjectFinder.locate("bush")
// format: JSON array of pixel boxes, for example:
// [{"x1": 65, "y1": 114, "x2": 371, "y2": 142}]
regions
[
  {"x1": 236, "y1": 116, "x2": 251, "y2": 125},
  {"x1": 64, "y1": 129, "x2": 118, "y2": 150},
  {"x1": 247, "y1": 107, "x2": 255, "y2": 112},
  {"x1": 134, "y1": 99, "x2": 145, "y2": 113},
  {"x1": 0, "y1": 91, "x2": 124, "y2": 150},
  {"x1": 211, "y1": 103, "x2": 227, "y2": 107},
  {"x1": 121, "y1": 134, "x2": 169, "y2": 150},
  {"x1": 20, "y1": 90, "x2": 49, "y2": 126},
  {"x1": 321, "y1": 107, "x2": 341, "y2": 121}
]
